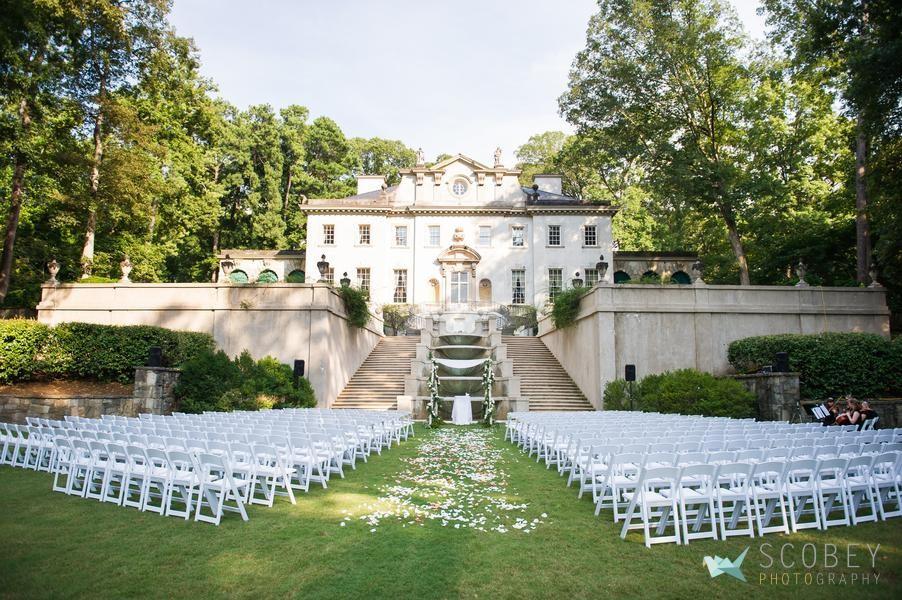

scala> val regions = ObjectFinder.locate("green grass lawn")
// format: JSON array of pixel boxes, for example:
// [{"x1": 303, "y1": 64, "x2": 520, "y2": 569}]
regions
[{"x1": 1, "y1": 425, "x2": 900, "y2": 599}]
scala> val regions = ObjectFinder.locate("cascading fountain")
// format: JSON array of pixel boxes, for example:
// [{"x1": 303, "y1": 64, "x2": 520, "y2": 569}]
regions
[{"x1": 399, "y1": 310, "x2": 526, "y2": 421}]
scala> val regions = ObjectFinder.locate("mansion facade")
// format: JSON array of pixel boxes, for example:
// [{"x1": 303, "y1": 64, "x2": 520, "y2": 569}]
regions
[{"x1": 301, "y1": 153, "x2": 617, "y2": 307}]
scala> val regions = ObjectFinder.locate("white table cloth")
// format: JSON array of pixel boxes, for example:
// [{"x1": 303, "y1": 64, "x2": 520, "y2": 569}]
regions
[{"x1": 451, "y1": 395, "x2": 473, "y2": 425}]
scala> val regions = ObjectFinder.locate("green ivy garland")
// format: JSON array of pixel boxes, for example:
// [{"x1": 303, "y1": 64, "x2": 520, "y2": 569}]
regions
[
  {"x1": 338, "y1": 286, "x2": 370, "y2": 329},
  {"x1": 426, "y1": 352, "x2": 442, "y2": 428},
  {"x1": 482, "y1": 357, "x2": 496, "y2": 426}
]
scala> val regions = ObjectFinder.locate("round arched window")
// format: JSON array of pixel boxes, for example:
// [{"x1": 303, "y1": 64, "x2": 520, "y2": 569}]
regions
[{"x1": 451, "y1": 179, "x2": 468, "y2": 197}]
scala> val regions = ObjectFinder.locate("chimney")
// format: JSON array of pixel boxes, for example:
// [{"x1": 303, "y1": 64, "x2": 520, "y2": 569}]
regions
[
  {"x1": 356, "y1": 175, "x2": 386, "y2": 195},
  {"x1": 533, "y1": 174, "x2": 562, "y2": 195}
]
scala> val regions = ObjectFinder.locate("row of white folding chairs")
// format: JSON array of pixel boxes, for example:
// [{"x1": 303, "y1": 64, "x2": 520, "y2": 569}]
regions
[
  {"x1": 528, "y1": 428, "x2": 894, "y2": 467},
  {"x1": 49, "y1": 436, "x2": 299, "y2": 525},
  {"x1": 545, "y1": 431, "x2": 896, "y2": 474},
  {"x1": 1, "y1": 420, "x2": 398, "y2": 494},
  {"x1": 602, "y1": 452, "x2": 902, "y2": 547},
  {"x1": 573, "y1": 444, "x2": 902, "y2": 498},
  {"x1": 8, "y1": 424, "x2": 360, "y2": 486}
]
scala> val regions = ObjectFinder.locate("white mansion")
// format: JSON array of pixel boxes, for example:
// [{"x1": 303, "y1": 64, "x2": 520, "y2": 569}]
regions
[{"x1": 301, "y1": 152, "x2": 617, "y2": 307}]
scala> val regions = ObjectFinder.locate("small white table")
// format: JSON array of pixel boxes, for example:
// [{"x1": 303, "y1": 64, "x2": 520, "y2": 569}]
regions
[{"x1": 451, "y1": 395, "x2": 473, "y2": 425}]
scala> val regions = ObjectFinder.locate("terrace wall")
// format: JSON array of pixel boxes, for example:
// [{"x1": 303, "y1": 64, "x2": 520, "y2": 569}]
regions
[
  {"x1": 538, "y1": 285, "x2": 890, "y2": 409},
  {"x1": 36, "y1": 283, "x2": 383, "y2": 407}
]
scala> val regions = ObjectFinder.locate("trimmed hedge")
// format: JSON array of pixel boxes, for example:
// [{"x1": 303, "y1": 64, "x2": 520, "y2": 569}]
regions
[
  {"x1": 603, "y1": 369, "x2": 756, "y2": 418},
  {"x1": 0, "y1": 319, "x2": 215, "y2": 383},
  {"x1": 727, "y1": 333, "x2": 901, "y2": 400}
]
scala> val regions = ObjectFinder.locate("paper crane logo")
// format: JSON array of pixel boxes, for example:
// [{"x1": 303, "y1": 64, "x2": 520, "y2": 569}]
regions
[{"x1": 704, "y1": 547, "x2": 749, "y2": 582}]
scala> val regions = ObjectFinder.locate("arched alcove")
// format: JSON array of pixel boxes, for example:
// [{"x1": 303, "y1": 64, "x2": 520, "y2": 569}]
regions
[
  {"x1": 287, "y1": 269, "x2": 305, "y2": 283},
  {"x1": 613, "y1": 270, "x2": 631, "y2": 284},
  {"x1": 229, "y1": 270, "x2": 249, "y2": 284},
  {"x1": 257, "y1": 269, "x2": 278, "y2": 283},
  {"x1": 479, "y1": 278, "x2": 492, "y2": 303},
  {"x1": 670, "y1": 270, "x2": 691, "y2": 285}
]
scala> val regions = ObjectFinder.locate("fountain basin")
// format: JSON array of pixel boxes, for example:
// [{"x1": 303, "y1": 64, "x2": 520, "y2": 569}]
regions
[
  {"x1": 438, "y1": 334, "x2": 485, "y2": 346},
  {"x1": 435, "y1": 358, "x2": 487, "y2": 376},
  {"x1": 434, "y1": 345, "x2": 490, "y2": 360}
]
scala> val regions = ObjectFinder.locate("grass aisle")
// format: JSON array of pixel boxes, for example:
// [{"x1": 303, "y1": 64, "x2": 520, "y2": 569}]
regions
[{"x1": 0, "y1": 425, "x2": 899, "y2": 599}]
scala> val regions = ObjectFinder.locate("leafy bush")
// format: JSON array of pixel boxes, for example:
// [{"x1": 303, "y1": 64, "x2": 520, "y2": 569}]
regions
[
  {"x1": 728, "y1": 333, "x2": 900, "y2": 400},
  {"x1": 603, "y1": 369, "x2": 756, "y2": 418},
  {"x1": 0, "y1": 320, "x2": 214, "y2": 383},
  {"x1": 0, "y1": 320, "x2": 52, "y2": 382},
  {"x1": 174, "y1": 349, "x2": 315, "y2": 413},
  {"x1": 550, "y1": 287, "x2": 590, "y2": 329},
  {"x1": 74, "y1": 276, "x2": 119, "y2": 283},
  {"x1": 338, "y1": 285, "x2": 370, "y2": 328},
  {"x1": 601, "y1": 378, "x2": 637, "y2": 411}
]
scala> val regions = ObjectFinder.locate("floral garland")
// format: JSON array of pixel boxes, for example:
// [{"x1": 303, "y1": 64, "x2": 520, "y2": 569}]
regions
[
  {"x1": 482, "y1": 357, "x2": 496, "y2": 426},
  {"x1": 426, "y1": 352, "x2": 442, "y2": 428}
]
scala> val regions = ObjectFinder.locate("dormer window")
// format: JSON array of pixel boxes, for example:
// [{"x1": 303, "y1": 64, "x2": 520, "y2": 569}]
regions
[{"x1": 451, "y1": 179, "x2": 468, "y2": 197}]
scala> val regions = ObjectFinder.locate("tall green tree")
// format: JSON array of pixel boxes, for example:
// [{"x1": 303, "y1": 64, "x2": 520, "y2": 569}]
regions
[
  {"x1": 561, "y1": 0, "x2": 757, "y2": 284},
  {"x1": 349, "y1": 137, "x2": 415, "y2": 186},
  {"x1": 0, "y1": 0, "x2": 78, "y2": 301},
  {"x1": 66, "y1": 0, "x2": 168, "y2": 277},
  {"x1": 761, "y1": 0, "x2": 901, "y2": 283}
]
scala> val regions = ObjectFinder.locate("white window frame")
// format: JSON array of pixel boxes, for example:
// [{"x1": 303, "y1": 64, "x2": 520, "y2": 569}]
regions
[
  {"x1": 478, "y1": 225, "x2": 492, "y2": 247},
  {"x1": 323, "y1": 224, "x2": 335, "y2": 246},
  {"x1": 584, "y1": 267, "x2": 599, "y2": 286},
  {"x1": 583, "y1": 224, "x2": 597, "y2": 247},
  {"x1": 511, "y1": 269, "x2": 526, "y2": 305},
  {"x1": 511, "y1": 224, "x2": 526, "y2": 248},
  {"x1": 358, "y1": 224, "x2": 371, "y2": 246},
  {"x1": 547, "y1": 224, "x2": 562, "y2": 247},
  {"x1": 356, "y1": 267, "x2": 370, "y2": 293},
  {"x1": 427, "y1": 225, "x2": 440, "y2": 247},
  {"x1": 548, "y1": 268, "x2": 563, "y2": 300},
  {"x1": 393, "y1": 225, "x2": 408, "y2": 248},
  {"x1": 324, "y1": 266, "x2": 335, "y2": 285},
  {"x1": 393, "y1": 269, "x2": 408, "y2": 303}
]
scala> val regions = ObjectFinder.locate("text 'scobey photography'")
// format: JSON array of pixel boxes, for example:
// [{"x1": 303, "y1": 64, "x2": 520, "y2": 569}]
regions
[{"x1": 0, "y1": 0, "x2": 899, "y2": 599}]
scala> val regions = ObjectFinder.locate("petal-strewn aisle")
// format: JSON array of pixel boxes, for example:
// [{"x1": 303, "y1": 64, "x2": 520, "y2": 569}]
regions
[{"x1": 340, "y1": 427, "x2": 548, "y2": 533}]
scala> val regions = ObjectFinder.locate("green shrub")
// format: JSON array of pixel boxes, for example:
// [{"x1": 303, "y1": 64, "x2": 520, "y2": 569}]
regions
[
  {"x1": 174, "y1": 349, "x2": 242, "y2": 414},
  {"x1": 0, "y1": 320, "x2": 214, "y2": 383},
  {"x1": 602, "y1": 369, "x2": 756, "y2": 418},
  {"x1": 338, "y1": 286, "x2": 370, "y2": 328},
  {"x1": 551, "y1": 287, "x2": 590, "y2": 329},
  {"x1": 174, "y1": 349, "x2": 315, "y2": 413},
  {"x1": 74, "y1": 276, "x2": 118, "y2": 283},
  {"x1": 0, "y1": 320, "x2": 51, "y2": 382},
  {"x1": 601, "y1": 378, "x2": 637, "y2": 410},
  {"x1": 728, "y1": 332, "x2": 899, "y2": 400}
]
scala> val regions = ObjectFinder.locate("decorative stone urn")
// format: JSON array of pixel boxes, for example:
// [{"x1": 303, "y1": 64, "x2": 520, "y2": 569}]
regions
[
  {"x1": 220, "y1": 255, "x2": 235, "y2": 283},
  {"x1": 46, "y1": 259, "x2": 60, "y2": 285},
  {"x1": 119, "y1": 255, "x2": 133, "y2": 283},
  {"x1": 595, "y1": 254, "x2": 609, "y2": 284}
]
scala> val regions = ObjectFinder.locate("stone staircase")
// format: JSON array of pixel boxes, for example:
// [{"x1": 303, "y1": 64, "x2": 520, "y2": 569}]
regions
[
  {"x1": 333, "y1": 336, "x2": 419, "y2": 410},
  {"x1": 503, "y1": 335, "x2": 594, "y2": 411}
]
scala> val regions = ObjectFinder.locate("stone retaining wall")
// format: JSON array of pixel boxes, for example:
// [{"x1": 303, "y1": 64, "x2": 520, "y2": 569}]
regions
[
  {"x1": 0, "y1": 366, "x2": 181, "y2": 424},
  {"x1": 732, "y1": 372, "x2": 801, "y2": 422}
]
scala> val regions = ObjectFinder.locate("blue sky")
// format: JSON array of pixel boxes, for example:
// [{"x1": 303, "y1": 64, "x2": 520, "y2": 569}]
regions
[{"x1": 169, "y1": 0, "x2": 767, "y2": 166}]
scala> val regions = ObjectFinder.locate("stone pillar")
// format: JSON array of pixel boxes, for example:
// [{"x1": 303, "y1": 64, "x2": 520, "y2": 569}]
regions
[
  {"x1": 732, "y1": 373, "x2": 801, "y2": 422},
  {"x1": 133, "y1": 366, "x2": 181, "y2": 415}
]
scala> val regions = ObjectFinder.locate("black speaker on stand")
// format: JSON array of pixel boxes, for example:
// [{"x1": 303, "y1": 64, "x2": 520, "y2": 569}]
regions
[
  {"x1": 293, "y1": 359, "x2": 306, "y2": 388},
  {"x1": 625, "y1": 364, "x2": 637, "y2": 411}
]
